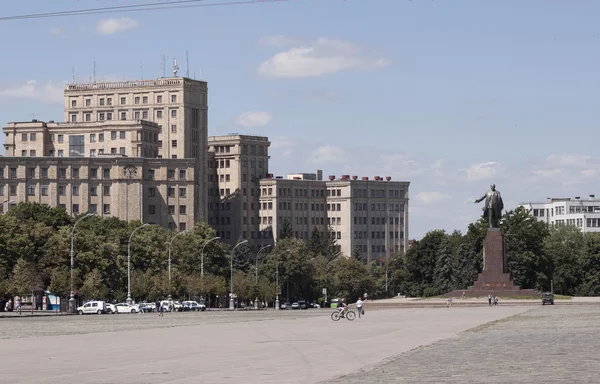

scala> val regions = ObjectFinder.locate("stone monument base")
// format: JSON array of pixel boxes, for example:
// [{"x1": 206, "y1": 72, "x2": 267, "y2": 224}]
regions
[{"x1": 445, "y1": 228, "x2": 539, "y2": 298}]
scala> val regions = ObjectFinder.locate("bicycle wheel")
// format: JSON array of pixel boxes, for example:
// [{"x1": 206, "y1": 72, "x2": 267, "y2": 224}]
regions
[
  {"x1": 346, "y1": 311, "x2": 356, "y2": 321},
  {"x1": 331, "y1": 311, "x2": 341, "y2": 321}
]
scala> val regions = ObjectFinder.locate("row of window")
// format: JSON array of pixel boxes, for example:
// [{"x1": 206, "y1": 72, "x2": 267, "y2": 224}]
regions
[
  {"x1": 210, "y1": 144, "x2": 266, "y2": 156},
  {"x1": 354, "y1": 203, "x2": 405, "y2": 212},
  {"x1": 70, "y1": 109, "x2": 178, "y2": 123},
  {"x1": 71, "y1": 94, "x2": 178, "y2": 108},
  {"x1": 2, "y1": 167, "x2": 187, "y2": 181},
  {"x1": 14, "y1": 183, "x2": 189, "y2": 198},
  {"x1": 353, "y1": 231, "x2": 403, "y2": 240},
  {"x1": 353, "y1": 189, "x2": 404, "y2": 198}
]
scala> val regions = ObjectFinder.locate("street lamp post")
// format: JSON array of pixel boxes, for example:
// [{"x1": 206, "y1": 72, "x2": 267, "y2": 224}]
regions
[
  {"x1": 275, "y1": 250, "x2": 292, "y2": 310},
  {"x1": 255, "y1": 245, "x2": 271, "y2": 285},
  {"x1": 230, "y1": 240, "x2": 248, "y2": 310},
  {"x1": 126, "y1": 223, "x2": 150, "y2": 305},
  {"x1": 168, "y1": 230, "x2": 189, "y2": 299},
  {"x1": 200, "y1": 236, "x2": 220, "y2": 299},
  {"x1": 68, "y1": 212, "x2": 95, "y2": 313},
  {"x1": 0, "y1": 199, "x2": 14, "y2": 208}
]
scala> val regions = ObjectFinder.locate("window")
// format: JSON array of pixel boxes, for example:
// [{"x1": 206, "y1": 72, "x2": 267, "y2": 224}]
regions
[
  {"x1": 98, "y1": 112, "x2": 105, "y2": 121},
  {"x1": 120, "y1": 111, "x2": 126, "y2": 120},
  {"x1": 157, "y1": 95, "x2": 163, "y2": 103},
  {"x1": 57, "y1": 134, "x2": 64, "y2": 143},
  {"x1": 179, "y1": 205, "x2": 187, "y2": 215},
  {"x1": 27, "y1": 168, "x2": 35, "y2": 178},
  {"x1": 168, "y1": 169, "x2": 175, "y2": 179},
  {"x1": 90, "y1": 186, "x2": 97, "y2": 196},
  {"x1": 148, "y1": 187, "x2": 156, "y2": 197},
  {"x1": 120, "y1": 97, "x2": 126, "y2": 105},
  {"x1": 21, "y1": 133, "x2": 27, "y2": 142},
  {"x1": 58, "y1": 185, "x2": 66, "y2": 196},
  {"x1": 120, "y1": 131, "x2": 125, "y2": 139},
  {"x1": 41, "y1": 185, "x2": 48, "y2": 196},
  {"x1": 107, "y1": 112, "x2": 112, "y2": 121},
  {"x1": 179, "y1": 169, "x2": 186, "y2": 180},
  {"x1": 156, "y1": 110, "x2": 163, "y2": 119},
  {"x1": 41, "y1": 168, "x2": 48, "y2": 178},
  {"x1": 134, "y1": 111, "x2": 140, "y2": 120},
  {"x1": 119, "y1": 147, "x2": 125, "y2": 155},
  {"x1": 107, "y1": 98, "x2": 112, "y2": 106},
  {"x1": 142, "y1": 110, "x2": 148, "y2": 119},
  {"x1": 30, "y1": 133, "x2": 36, "y2": 141},
  {"x1": 70, "y1": 114, "x2": 77, "y2": 122},
  {"x1": 85, "y1": 99, "x2": 91, "y2": 106},
  {"x1": 71, "y1": 167, "x2": 79, "y2": 179},
  {"x1": 99, "y1": 133, "x2": 104, "y2": 142},
  {"x1": 10, "y1": 185, "x2": 17, "y2": 196},
  {"x1": 103, "y1": 185, "x2": 110, "y2": 195},
  {"x1": 168, "y1": 205, "x2": 175, "y2": 214},
  {"x1": 171, "y1": 124, "x2": 177, "y2": 133},
  {"x1": 100, "y1": 98, "x2": 105, "y2": 106},
  {"x1": 171, "y1": 94, "x2": 177, "y2": 103},
  {"x1": 21, "y1": 150, "x2": 26, "y2": 157},
  {"x1": 58, "y1": 150, "x2": 64, "y2": 157},
  {"x1": 135, "y1": 96, "x2": 140, "y2": 104},
  {"x1": 29, "y1": 150, "x2": 36, "y2": 157},
  {"x1": 148, "y1": 205, "x2": 156, "y2": 215},
  {"x1": 111, "y1": 131, "x2": 117, "y2": 140},
  {"x1": 111, "y1": 148, "x2": 117, "y2": 154},
  {"x1": 27, "y1": 185, "x2": 35, "y2": 196},
  {"x1": 179, "y1": 223, "x2": 186, "y2": 231},
  {"x1": 58, "y1": 168, "x2": 67, "y2": 179},
  {"x1": 143, "y1": 96, "x2": 148, "y2": 104},
  {"x1": 171, "y1": 109, "x2": 177, "y2": 118},
  {"x1": 90, "y1": 134, "x2": 96, "y2": 143},
  {"x1": 89, "y1": 204, "x2": 97, "y2": 213},
  {"x1": 168, "y1": 187, "x2": 175, "y2": 197},
  {"x1": 69, "y1": 135, "x2": 85, "y2": 157},
  {"x1": 179, "y1": 187, "x2": 186, "y2": 197},
  {"x1": 72, "y1": 186, "x2": 80, "y2": 196},
  {"x1": 148, "y1": 169, "x2": 155, "y2": 180},
  {"x1": 172, "y1": 140, "x2": 177, "y2": 148},
  {"x1": 85, "y1": 113, "x2": 91, "y2": 122},
  {"x1": 103, "y1": 168, "x2": 110, "y2": 179},
  {"x1": 103, "y1": 204, "x2": 110, "y2": 214}
]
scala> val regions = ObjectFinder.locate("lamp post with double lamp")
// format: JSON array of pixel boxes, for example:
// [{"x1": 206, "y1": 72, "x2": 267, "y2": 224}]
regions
[
  {"x1": 0, "y1": 199, "x2": 14, "y2": 214},
  {"x1": 126, "y1": 223, "x2": 150, "y2": 305},
  {"x1": 230, "y1": 240, "x2": 248, "y2": 310},
  {"x1": 200, "y1": 236, "x2": 220, "y2": 301},
  {"x1": 168, "y1": 230, "x2": 189, "y2": 299},
  {"x1": 68, "y1": 212, "x2": 95, "y2": 313},
  {"x1": 255, "y1": 245, "x2": 271, "y2": 285},
  {"x1": 275, "y1": 249, "x2": 292, "y2": 310}
]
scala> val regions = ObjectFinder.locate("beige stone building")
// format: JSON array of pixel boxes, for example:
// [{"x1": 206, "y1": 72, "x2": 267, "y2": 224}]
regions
[
  {"x1": 207, "y1": 134, "x2": 270, "y2": 250},
  {"x1": 0, "y1": 156, "x2": 197, "y2": 230},
  {"x1": 0, "y1": 76, "x2": 207, "y2": 227},
  {"x1": 257, "y1": 173, "x2": 410, "y2": 261}
]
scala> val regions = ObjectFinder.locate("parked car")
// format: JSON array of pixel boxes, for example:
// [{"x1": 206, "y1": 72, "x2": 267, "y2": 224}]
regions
[
  {"x1": 139, "y1": 302, "x2": 156, "y2": 312},
  {"x1": 105, "y1": 303, "x2": 117, "y2": 314},
  {"x1": 182, "y1": 301, "x2": 206, "y2": 311},
  {"x1": 542, "y1": 292, "x2": 555, "y2": 305},
  {"x1": 160, "y1": 300, "x2": 183, "y2": 312},
  {"x1": 115, "y1": 303, "x2": 138, "y2": 313},
  {"x1": 77, "y1": 301, "x2": 106, "y2": 315},
  {"x1": 280, "y1": 303, "x2": 292, "y2": 310},
  {"x1": 291, "y1": 302, "x2": 300, "y2": 310},
  {"x1": 297, "y1": 300, "x2": 308, "y2": 310}
]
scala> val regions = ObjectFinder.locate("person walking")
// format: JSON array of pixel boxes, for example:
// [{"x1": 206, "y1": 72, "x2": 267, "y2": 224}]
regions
[
  {"x1": 356, "y1": 298, "x2": 364, "y2": 318},
  {"x1": 488, "y1": 294, "x2": 492, "y2": 307},
  {"x1": 15, "y1": 298, "x2": 21, "y2": 315}
]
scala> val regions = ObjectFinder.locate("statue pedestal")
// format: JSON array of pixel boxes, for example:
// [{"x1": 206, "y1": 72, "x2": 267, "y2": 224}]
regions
[{"x1": 448, "y1": 229, "x2": 538, "y2": 297}]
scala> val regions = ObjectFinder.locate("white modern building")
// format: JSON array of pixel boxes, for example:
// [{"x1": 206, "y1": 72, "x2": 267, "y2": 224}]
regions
[{"x1": 518, "y1": 194, "x2": 600, "y2": 232}]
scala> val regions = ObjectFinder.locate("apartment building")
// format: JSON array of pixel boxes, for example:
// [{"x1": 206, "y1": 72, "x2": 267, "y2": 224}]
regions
[
  {"x1": 257, "y1": 173, "x2": 410, "y2": 261},
  {"x1": 519, "y1": 194, "x2": 600, "y2": 232},
  {"x1": 0, "y1": 156, "x2": 197, "y2": 230},
  {"x1": 0, "y1": 76, "x2": 208, "y2": 226},
  {"x1": 207, "y1": 134, "x2": 270, "y2": 249}
]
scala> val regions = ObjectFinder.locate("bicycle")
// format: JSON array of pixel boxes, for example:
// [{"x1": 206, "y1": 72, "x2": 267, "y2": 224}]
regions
[{"x1": 331, "y1": 309, "x2": 356, "y2": 321}]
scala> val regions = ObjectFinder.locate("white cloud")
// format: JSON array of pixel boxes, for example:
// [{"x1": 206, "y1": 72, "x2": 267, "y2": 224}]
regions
[
  {"x1": 257, "y1": 37, "x2": 391, "y2": 78},
  {"x1": 270, "y1": 136, "x2": 296, "y2": 157},
  {"x1": 463, "y1": 162, "x2": 500, "y2": 181},
  {"x1": 0, "y1": 80, "x2": 63, "y2": 104},
  {"x1": 96, "y1": 18, "x2": 139, "y2": 35},
  {"x1": 415, "y1": 192, "x2": 451, "y2": 205},
  {"x1": 234, "y1": 111, "x2": 273, "y2": 128},
  {"x1": 49, "y1": 27, "x2": 64, "y2": 36},
  {"x1": 310, "y1": 146, "x2": 347, "y2": 164}
]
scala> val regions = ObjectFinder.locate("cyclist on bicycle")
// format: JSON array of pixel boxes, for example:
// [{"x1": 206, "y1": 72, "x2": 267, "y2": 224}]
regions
[{"x1": 337, "y1": 298, "x2": 348, "y2": 317}]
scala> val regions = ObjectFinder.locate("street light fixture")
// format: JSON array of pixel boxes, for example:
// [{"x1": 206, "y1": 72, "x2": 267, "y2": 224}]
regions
[
  {"x1": 0, "y1": 199, "x2": 14, "y2": 207},
  {"x1": 200, "y1": 236, "x2": 221, "y2": 300},
  {"x1": 68, "y1": 212, "x2": 95, "y2": 313},
  {"x1": 168, "y1": 230, "x2": 189, "y2": 298},
  {"x1": 230, "y1": 239, "x2": 248, "y2": 310},
  {"x1": 275, "y1": 249, "x2": 292, "y2": 310},
  {"x1": 126, "y1": 223, "x2": 150, "y2": 305},
  {"x1": 255, "y1": 245, "x2": 271, "y2": 285}
]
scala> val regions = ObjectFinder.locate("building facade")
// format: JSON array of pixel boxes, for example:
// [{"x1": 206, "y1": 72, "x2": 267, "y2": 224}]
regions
[
  {"x1": 207, "y1": 134, "x2": 270, "y2": 249},
  {"x1": 0, "y1": 76, "x2": 207, "y2": 226},
  {"x1": 0, "y1": 156, "x2": 197, "y2": 230},
  {"x1": 257, "y1": 173, "x2": 410, "y2": 261},
  {"x1": 519, "y1": 194, "x2": 600, "y2": 232}
]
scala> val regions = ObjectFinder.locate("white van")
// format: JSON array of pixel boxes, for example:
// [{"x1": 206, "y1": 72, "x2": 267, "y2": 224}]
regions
[{"x1": 77, "y1": 301, "x2": 106, "y2": 315}]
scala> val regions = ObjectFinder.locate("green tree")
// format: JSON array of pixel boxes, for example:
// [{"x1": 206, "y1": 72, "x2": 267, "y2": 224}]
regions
[
  {"x1": 307, "y1": 227, "x2": 322, "y2": 257},
  {"x1": 352, "y1": 246, "x2": 363, "y2": 261},
  {"x1": 79, "y1": 269, "x2": 108, "y2": 300},
  {"x1": 47, "y1": 267, "x2": 71, "y2": 298},
  {"x1": 7, "y1": 202, "x2": 73, "y2": 230},
  {"x1": 10, "y1": 258, "x2": 42, "y2": 296},
  {"x1": 578, "y1": 232, "x2": 600, "y2": 296},
  {"x1": 403, "y1": 229, "x2": 447, "y2": 296},
  {"x1": 433, "y1": 237, "x2": 456, "y2": 293},
  {"x1": 331, "y1": 257, "x2": 374, "y2": 302},
  {"x1": 232, "y1": 238, "x2": 253, "y2": 273},
  {"x1": 543, "y1": 225, "x2": 585, "y2": 295},
  {"x1": 278, "y1": 218, "x2": 293, "y2": 240}
]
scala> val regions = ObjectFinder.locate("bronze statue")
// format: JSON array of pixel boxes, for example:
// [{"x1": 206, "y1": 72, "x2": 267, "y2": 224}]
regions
[{"x1": 474, "y1": 184, "x2": 504, "y2": 228}]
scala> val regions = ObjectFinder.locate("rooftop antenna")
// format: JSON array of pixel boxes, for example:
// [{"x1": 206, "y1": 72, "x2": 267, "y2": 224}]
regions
[
  {"x1": 93, "y1": 61, "x2": 96, "y2": 83},
  {"x1": 186, "y1": 50, "x2": 190, "y2": 78},
  {"x1": 161, "y1": 54, "x2": 165, "y2": 78},
  {"x1": 173, "y1": 58, "x2": 179, "y2": 77},
  {"x1": 140, "y1": 61, "x2": 143, "y2": 80},
  {"x1": 72, "y1": 66, "x2": 75, "y2": 84}
]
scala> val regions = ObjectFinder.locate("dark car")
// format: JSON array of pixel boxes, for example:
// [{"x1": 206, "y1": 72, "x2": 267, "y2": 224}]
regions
[
  {"x1": 297, "y1": 300, "x2": 308, "y2": 310},
  {"x1": 542, "y1": 292, "x2": 554, "y2": 305}
]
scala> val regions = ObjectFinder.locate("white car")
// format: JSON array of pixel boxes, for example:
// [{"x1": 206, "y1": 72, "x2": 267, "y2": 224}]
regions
[
  {"x1": 160, "y1": 300, "x2": 183, "y2": 312},
  {"x1": 105, "y1": 303, "x2": 117, "y2": 314},
  {"x1": 114, "y1": 303, "x2": 139, "y2": 313},
  {"x1": 77, "y1": 301, "x2": 106, "y2": 315}
]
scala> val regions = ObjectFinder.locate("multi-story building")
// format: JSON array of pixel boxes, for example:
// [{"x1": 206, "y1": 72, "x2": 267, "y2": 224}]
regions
[
  {"x1": 0, "y1": 76, "x2": 208, "y2": 227},
  {"x1": 0, "y1": 156, "x2": 197, "y2": 230},
  {"x1": 207, "y1": 134, "x2": 270, "y2": 249},
  {"x1": 257, "y1": 173, "x2": 410, "y2": 261},
  {"x1": 519, "y1": 194, "x2": 600, "y2": 232}
]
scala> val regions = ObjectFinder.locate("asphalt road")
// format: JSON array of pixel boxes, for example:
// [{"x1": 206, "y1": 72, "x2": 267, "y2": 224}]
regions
[{"x1": 0, "y1": 306, "x2": 528, "y2": 384}]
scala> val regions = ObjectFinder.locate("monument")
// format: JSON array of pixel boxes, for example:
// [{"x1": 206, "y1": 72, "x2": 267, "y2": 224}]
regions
[{"x1": 448, "y1": 184, "x2": 537, "y2": 297}]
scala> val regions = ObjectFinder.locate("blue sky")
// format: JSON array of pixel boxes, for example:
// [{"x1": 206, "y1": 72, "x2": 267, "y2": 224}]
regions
[{"x1": 1, "y1": 0, "x2": 599, "y2": 239}]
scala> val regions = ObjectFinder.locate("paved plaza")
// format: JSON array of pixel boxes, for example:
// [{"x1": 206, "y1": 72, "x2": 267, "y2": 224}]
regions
[{"x1": 0, "y1": 306, "x2": 528, "y2": 384}]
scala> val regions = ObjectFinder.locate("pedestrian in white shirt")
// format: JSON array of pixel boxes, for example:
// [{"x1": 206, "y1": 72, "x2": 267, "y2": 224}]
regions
[{"x1": 356, "y1": 298, "x2": 364, "y2": 318}]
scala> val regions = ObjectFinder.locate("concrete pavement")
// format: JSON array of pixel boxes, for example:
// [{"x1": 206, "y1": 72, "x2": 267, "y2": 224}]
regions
[{"x1": 0, "y1": 306, "x2": 530, "y2": 384}]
